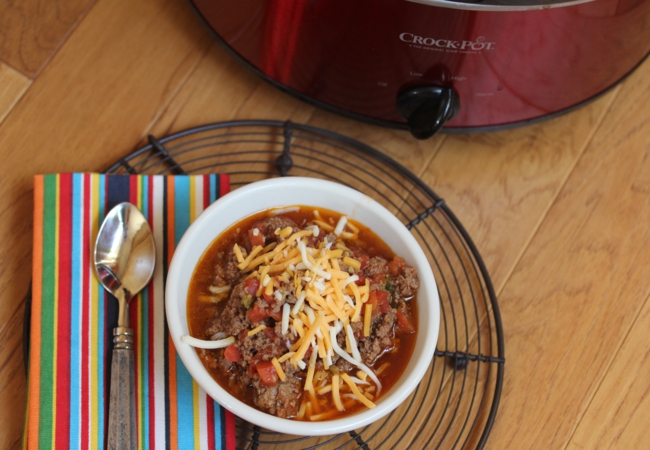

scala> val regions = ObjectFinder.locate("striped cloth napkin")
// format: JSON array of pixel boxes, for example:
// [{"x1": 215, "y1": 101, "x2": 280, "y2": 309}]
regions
[{"x1": 25, "y1": 173, "x2": 236, "y2": 450}]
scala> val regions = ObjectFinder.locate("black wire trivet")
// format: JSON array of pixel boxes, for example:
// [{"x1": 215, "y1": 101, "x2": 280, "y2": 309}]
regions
[{"x1": 24, "y1": 120, "x2": 504, "y2": 449}]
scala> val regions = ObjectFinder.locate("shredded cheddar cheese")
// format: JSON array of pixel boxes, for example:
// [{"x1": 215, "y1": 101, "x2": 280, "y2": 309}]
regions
[
  {"x1": 296, "y1": 402, "x2": 306, "y2": 419},
  {"x1": 343, "y1": 256, "x2": 361, "y2": 270},
  {"x1": 233, "y1": 244, "x2": 244, "y2": 263},
  {"x1": 247, "y1": 324, "x2": 266, "y2": 337},
  {"x1": 332, "y1": 374, "x2": 344, "y2": 411},
  {"x1": 364, "y1": 304, "x2": 372, "y2": 337},
  {"x1": 237, "y1": 245, "x2": 263, "y2": 270},
  {"x1": 271, "y1": 358, "x2": 287, "y2": 381},
  {"x1": 256, "y1": 266, "x2": 270, "y2": 295},
  {"x1": 278, "y1": 352, "x2": 295, "y2": 363},
  {"x1": 313, "y1": 219, "x2": 334, "y2": 232},
  {"x1": 221, "y1": 211, "x2": 392, "y2": 415},
  {"x1": 317, "y1": 384, "x2": 332, "y2": 395},
  {"x1": 293, "y1": 313, "x2": 324, "y2": 362},
  {"x1": 304, "y1": 344, "x2": 318, "y2": 393},
  {"x1": 341, "y1": 373, "x2": 376, "y2": 409}
]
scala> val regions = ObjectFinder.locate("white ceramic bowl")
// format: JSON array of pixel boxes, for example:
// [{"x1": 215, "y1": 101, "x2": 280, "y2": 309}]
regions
[{"x1": 165, "y1": 177, "x2": 440, "y2": 436}]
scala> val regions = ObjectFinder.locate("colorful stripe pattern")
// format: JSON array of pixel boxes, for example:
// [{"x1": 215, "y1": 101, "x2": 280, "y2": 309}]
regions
[{"x1": 26, "y1": 173, "x2": 236, "y2": 449}]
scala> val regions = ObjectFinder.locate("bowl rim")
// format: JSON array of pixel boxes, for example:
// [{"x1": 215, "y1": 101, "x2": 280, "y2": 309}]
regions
[{"x1": 165, "y1": 177, "x2": 440, "y2": 436}]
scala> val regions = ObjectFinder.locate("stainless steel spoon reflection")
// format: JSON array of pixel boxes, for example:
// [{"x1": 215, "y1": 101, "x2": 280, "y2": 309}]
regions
[{"x1": 94, "y1": 202, "x2": 156, "y2": 450}]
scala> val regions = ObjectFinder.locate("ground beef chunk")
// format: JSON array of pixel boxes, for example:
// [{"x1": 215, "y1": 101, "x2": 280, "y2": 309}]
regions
[
  {"x1": 268, "y1": 301, "x2": 283, "y2": 321},
  {"x1": 324, "y1": 232, "x2": 337, "y2": 246},
  {"x1": 253, "y1": 375, "x2": 302, "y2": 418},
  {"x1": 252, "y1": 216, "x2": 299, "y2": 243},
  {"x1": 336, "y1": 329, "x2": 347, "y2": 348},
  {"x1": 274, "y1": 320, "x2": 285, "y2": 337},
  {"x1": 395, "y1": 265, "x2": 419, "y2": 298},
  {"x1": 336, "y1": 358, "x2": 354, "y2": 373},
  {"x1": 365, "y1": 257, "x2": 388, "y2": 277},
  {"x1": 205, "y1": 286, "x2": 249, "y2": 338},
  {"x1": 359, "y1": 309, "x2": 397, "y2": 363},
  {"x1": 349, "y1": 320, "x2": 364, "y2": 342},
  {"x1": 199, "y1": 348, "x2": 223, "y2": 371},
  {"x1": 213, "y1": 249, "x2": 243, "y2": 286},
  {"x1": 304, "y1": 228, "x2": 331, "y2": 247},
  {"x1": 238, "y1": 328, "x2": 281, "y2": 364},
  {"x1": 374, "y1": 309, "x2": 397, "y2": 343},
  {"x1": 274, "y1": 278, "x2": 298, "y2": 307}
]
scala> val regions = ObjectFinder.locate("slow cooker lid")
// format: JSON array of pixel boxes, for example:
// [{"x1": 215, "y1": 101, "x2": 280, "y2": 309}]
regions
[{"x1": 409, "y1": 0, "x2": 594, "y2": 11}]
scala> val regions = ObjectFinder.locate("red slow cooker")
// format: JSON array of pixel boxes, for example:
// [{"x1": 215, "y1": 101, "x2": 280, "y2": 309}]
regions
[{"x1": 189, "y1": 0, "x2": 650, "y2": 139}]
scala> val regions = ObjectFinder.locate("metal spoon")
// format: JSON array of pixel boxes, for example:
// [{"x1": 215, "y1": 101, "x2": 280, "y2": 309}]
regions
[{"x1": 94, "y1": 202, "x2": 156, "y2": 450}]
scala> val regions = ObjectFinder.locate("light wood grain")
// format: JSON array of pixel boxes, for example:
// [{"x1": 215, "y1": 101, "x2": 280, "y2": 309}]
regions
[
  {"x1": 143, "y1": 43, "x2": 446, "y2": 212},
  {"x1": 307, "y1": 109, "x2": 446, "y2": 181},
  {"x1": 145, "y1": 39, "x2": 447, "y2": 181},
  {"x1": 0, "y1": 299, "x2": 28, "y2": 450},
  {"x1": 0, "y1": 0, "x2": 95, "y2": 78},
  {"x1": 0, "y1": 62, "x2": 31, "y2": 125},
  {"x1": 0, "y1": 0, "x2": 212, "y2": 447},
  {"x1": 145, "y1": 43, "x2": 316, "y2": 141},
  {"x1": 484, "y1": 57, "x2": 650, "y2": 448},
  {"x1": 562, "y1": 52, "x2": 650, "y2": 450},
  {"x1": 418, "y1": 88, "x2": 619, "y2": 293},
  {"x1": 0, "y1": 0, "x2": 211, "y2": 314},
  {"x1": 566, "y1": 294, "x2": 650, "y2": 449}
]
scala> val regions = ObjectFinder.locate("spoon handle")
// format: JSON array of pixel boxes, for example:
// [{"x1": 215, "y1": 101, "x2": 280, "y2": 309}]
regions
[{"x1": 107, "y1": 327, "x2": 137, "y2": 450}]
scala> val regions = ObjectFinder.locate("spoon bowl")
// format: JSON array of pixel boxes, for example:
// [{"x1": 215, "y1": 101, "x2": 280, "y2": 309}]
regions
[
  {"x1": 95, "y1": 202, "x2": 156, "y2": 324},
  {"x1": 94, "y1": 202, "x2": 156, "y2": 449}
]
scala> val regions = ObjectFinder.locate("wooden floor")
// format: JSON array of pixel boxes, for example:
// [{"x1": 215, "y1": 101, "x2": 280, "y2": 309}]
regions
[{"x1": 2, "y1": 0, "x2": 650, "y2": 448}]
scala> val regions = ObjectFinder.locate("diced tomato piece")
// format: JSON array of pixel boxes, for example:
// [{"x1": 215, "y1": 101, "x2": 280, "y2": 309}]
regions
[
  {"x1": 375, "y1": 290, "x2": 390, "y2": 310},
  {"x1": 352, "y1": 248, "x2": 370, "y2": 269},
  {"x1": 248, "y1": 228, "x2": 265, "y2": 249},
  {"x1": 224, "y1": 345, "x2": 241, "y2": 362},
  {"x1": 368, "y1": 290, "x2": 390, "y2": 316},
  {"x1": 388, "y1": 257, "x2": 406, "y2": 275},
  {"x1": 396, "y1": 309, "x2": 415, "y2": 333},
  {"x1": 247, "y1": 303, "x2": 269, "y2": 324},
  {"x1": 355, "y1": 273, "x2": 366, "y2": 286},
  {"x1": 262, "y1": 290, "x2": 274, "y2": 304},
  {"x1": 242, "y1": 278, "x2": 260, "y2": 296},
  {"x1": 256, "y1": 361, "x2": 279, "y2": 387},
  {"x1": 248, "y1": 352, "x2": 263, "y2": 376},
  {"x1": 269, "y1": 308, "x2": 283, "y2": 322}
]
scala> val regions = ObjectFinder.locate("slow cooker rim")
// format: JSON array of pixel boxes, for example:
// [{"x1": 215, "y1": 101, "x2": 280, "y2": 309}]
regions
[{"x1": 187, "y1": 0, "x2": 650, "y2": 135}]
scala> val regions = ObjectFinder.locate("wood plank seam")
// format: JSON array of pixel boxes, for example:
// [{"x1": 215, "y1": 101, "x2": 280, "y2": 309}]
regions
[
  {"x1": 406, "y1": 86, "x2": 625, "y2": 447},
  {"x1": 0, "y1": 59, "x2": 23, "y2": 78},
  {"x1": 0, "y1": 63, "x2": 32, "y2": 127},
  {"x1": 561, "y1": 290, "x2": 650, "y2": 450},
  {"x1": 25, "y1": 2, "x2": 99, "y2": 80},
  {"x1": 136, "y1": 42, "x2": 213, "y2": 145},
  {"x1": 493, "y1": 85, "x2": 623, "y2": 298},
  {"x1": 0, "y1": 294, "x2": 27, "y2": 352}
]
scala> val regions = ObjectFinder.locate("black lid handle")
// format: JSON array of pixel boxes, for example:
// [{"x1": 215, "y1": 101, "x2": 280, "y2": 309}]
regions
[{"x1": 396, "y1": 86, "x2": 460, "y2": 140}]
